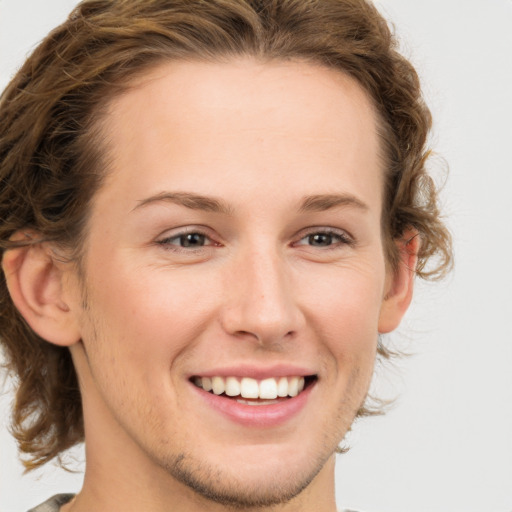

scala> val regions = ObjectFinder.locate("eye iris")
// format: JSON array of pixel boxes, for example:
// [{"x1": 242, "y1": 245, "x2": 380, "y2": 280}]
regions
[
  {"x1": 180, "y1": 233, "x2": 205, "y2": 247},
  {"x1": 309, "y1": 233, "x2": 333, "y2": 246}
]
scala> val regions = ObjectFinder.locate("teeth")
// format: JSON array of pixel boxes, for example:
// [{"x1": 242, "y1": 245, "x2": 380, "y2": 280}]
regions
[
  {"x1": 236, "y1": 398, "x2": 281, "y2": 406},
  {"x1": 288, "y1": 377, "x2": 299, "y2": 397},
  {"x1": 259, "y1": 378, "x2": 278, "y2": 399},
  {"x1": 211, "y1": 376, "x2": 225, "y2": 395},
  {"x1": 202, "y1": 377, "x2": 212, "y2": 392},
  {"x1": 277, "y1": 377, "x2": 288, "y2": 397},
  {"x1": 194, "y1": 375, "x2": 309, "y2": 399},
  {"x1": 240, "y1": 377, "x2": 259, "y2": 399},
  {"x1": 225, "y1": 377, "x2": 240, "y2": 397}
]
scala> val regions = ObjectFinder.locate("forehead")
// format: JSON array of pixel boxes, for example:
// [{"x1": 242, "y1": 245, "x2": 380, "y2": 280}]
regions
[{"x1": 95, "y1": 58, "x2": 382, "y2": 214}]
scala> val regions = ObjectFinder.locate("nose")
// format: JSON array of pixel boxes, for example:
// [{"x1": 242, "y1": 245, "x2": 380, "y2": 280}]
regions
[{"x1": 220, "y1": 245, "x2": 305, "y2": 346}]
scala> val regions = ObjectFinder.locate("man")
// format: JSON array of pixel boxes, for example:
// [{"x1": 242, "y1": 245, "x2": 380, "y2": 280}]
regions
[{"x1": 0, "y1": 1, "x2": 451, "y2": 511}]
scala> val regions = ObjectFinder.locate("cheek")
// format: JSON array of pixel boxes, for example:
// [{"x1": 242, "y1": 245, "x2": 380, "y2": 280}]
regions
[
  {"x1": 305, "y1": 266, "x2": 385, "y2": 339},
  {"x1": 82, "y1": 263, "x2": 218, "y2": 367},
  {"x1": 303, "y1": 265, "x2": 385, "y2": 391}
]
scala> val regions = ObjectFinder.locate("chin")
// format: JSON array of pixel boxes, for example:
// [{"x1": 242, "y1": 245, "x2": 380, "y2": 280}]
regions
[{"x1": 162, "y1": 447, "x2": 330, "y2": 509}]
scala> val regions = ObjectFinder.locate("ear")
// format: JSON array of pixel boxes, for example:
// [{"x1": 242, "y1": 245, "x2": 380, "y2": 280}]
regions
[
  {"x1": 378, "y1": 230, "x2": 420, "y2": 334},
  {"x1": 1, "y1": 233, "x2": 81, "y2": 346}
]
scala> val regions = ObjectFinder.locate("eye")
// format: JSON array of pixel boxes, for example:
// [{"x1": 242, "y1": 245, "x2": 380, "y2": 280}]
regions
[
  {"x1": 306, "y1": 233, "x2": 336, "y2": 247},
  {"x1": 157, "y1": 230, "x2": 215, "y2": 250},
  {"x1": 295, "y1": 229, "x2": 354, "y2": 249},
  {"x1": 174, "y1": 232, "x2": 207, "y2": 248}
]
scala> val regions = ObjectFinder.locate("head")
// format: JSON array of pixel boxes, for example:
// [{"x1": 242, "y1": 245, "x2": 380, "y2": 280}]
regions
[{"x1": 0, "y1": 0, "x2": 451, "y2": 498}]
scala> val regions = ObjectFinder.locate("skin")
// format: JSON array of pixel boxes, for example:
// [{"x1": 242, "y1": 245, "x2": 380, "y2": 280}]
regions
[{"x1": 3, "y1": 59, "x2": 416, "y2": 512}]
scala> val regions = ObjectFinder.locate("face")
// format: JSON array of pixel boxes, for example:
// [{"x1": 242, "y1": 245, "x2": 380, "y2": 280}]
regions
[{"x1": 64, "y1": 59, "x2": 399, "y2": 508}]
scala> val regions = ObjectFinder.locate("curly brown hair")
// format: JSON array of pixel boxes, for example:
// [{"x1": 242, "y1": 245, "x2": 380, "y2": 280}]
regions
[{"x1": 0, "y1": 0, "x2": 452, "y2": 470}]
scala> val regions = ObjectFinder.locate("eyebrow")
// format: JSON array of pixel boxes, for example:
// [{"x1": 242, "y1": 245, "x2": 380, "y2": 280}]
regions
[
  {"x1": 299, "y1": 194, "x2": 369, "y2": 213},
  {"x1": 133, "y1": 192, "x2": 233, "y2": 215},
  {"x1": 133, "y1": 191, "x2": 368, "y2": 215}
]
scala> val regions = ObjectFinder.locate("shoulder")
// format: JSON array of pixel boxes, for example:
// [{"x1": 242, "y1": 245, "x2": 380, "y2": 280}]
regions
[{"x1": 27, "y1": 494, "x2": 75, "y2": 512}]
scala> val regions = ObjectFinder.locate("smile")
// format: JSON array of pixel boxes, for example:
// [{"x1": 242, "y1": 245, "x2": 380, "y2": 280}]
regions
[{"x1": 192, "y1": 375, "x2": 315, "y2": 403}]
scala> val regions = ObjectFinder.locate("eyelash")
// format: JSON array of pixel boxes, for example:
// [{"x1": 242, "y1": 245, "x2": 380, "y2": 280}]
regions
[
  {"x1": 156, "y1": 228, "x2": 218, "y2": 253},
  {"x1": 293, "y1": 228, "x2": 355, "y2": 249},
  {"x1": 156, "y1": 227, "x2": 354, "y2": 253}
]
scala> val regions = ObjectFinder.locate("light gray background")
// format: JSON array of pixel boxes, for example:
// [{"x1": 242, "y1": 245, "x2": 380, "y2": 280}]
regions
[{"x1": 1, "y1": 1, "x2": 511, "y2": 511}]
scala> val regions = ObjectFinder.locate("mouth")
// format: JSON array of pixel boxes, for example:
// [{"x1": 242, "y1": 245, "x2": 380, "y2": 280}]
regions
[{"x1": 191, "y1": 375, "x2": 317, "y2": 405}]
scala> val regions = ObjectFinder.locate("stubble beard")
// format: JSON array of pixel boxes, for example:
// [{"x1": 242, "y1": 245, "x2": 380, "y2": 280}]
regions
[
  {"x1": 159, "y1": 447, "x2": 331, "y2": 510},
  {"x1": 151, "y1": 399, "x2": 363, "y2": 510}
]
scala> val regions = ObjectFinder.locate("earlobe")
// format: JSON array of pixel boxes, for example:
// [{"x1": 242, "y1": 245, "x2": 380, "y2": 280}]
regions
[
  {"x1": 1, "y1": 234, "x2": 81, "y2": 346},
  {"x1": 378, "y1": 230, "x2": 420, "y2": 334}
]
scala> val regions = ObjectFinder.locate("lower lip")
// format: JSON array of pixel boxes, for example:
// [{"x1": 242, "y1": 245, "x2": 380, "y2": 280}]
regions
[{"x1": 191, "y1": 381, "x2": 315, "y2": 428}]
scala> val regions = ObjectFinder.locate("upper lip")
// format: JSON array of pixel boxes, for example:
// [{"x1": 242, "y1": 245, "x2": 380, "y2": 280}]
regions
[{"x1": 188, "y1": 364, "x2": 317, "y2": 380}]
